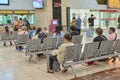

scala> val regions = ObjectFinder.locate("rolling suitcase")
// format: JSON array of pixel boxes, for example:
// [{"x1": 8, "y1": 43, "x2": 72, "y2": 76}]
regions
[
  {"x1": 86, "y1": 30, "x2": 92, "y2": 37},
  {"x1": 46, "y1": 53, "x2": 60, "y2": 72}
]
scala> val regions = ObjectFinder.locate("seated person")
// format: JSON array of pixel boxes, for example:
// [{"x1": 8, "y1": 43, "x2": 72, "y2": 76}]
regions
[
  {"x1": 43, "y1": 27, "x2": 49, "y2": 33},
  {"x1": 107, "y1": 27, "x2": 120, "y2": 41},
  {"x1": 70, "y1": 26, "x2": 79, "y2": 36},
  {"x1": 53, "y1": 25, "x2": 64, "y2": 38},
  {"x1": 107, "y1": 27, "x2": 120, "y2": 62},
  {"x1": 18, "y1": 26, "x2": 28, "y2": 35},
  {"x1": 92, "y1": 27, "x2": 107, "y2": 63},
  {"x1": 3, "y1": 26, "x2": 12, "y2": 46},
  {"x1": 29, "y1": 26, "x2": 36, "y2": 39},
  {"x1": 16, "y1": 27, "x2": 28, "y2": 51},
  {"x1": 47, "y1": 33, "x2": 74, "y2": 73},
  {"x1": 38, "y1": 27, "x2": 47, "y2": 43},
  {"x1": 93, "y1": 27, "x2": 107, "y2": 47}
]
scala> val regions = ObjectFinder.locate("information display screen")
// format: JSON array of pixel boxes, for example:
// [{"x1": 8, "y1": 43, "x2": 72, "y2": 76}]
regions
[
  {"x1": 33, "y1": 0, "x2": 44, "y2": 9},
  {"x1": 0, "y1": 0, "x2": 9, "y2": 5},
  {"x1": 108, "y1": 0, "x2": 120, "y2": 9}
]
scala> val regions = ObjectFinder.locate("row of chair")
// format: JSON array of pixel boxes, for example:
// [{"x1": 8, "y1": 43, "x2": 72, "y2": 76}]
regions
[{"x1": 61, "y1": 40, "x2": 120, "y2": 78}]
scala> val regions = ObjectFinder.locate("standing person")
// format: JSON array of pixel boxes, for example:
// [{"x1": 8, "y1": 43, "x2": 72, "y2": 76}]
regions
[
  {"x1": 19, "y1": 18, "x2": 24, "y2": 29},
  {"x1": 105, "y1": 19, "x2": 109, "y2": 29},
  {"x1": 83, "y1": 16, "x2": 87, "y2": 29},
  {"x1": 88, "y1": 14, "x2": 96, "y2": 30},
  {"x1": 70, "y1": 17, "x2": 76, "y2": 27},
  {"x1": 118, "y1": 15, "x2": 120, "y2": 29},
  {"x1": 24, "y1": 18, "x2": 31, "y2": 30},
  {"x1": 76, "y1": 16, "x2": 82, "y2": 34},
  {"x1": 12, "y1": 16, "x2": 19, "y2": 31}
]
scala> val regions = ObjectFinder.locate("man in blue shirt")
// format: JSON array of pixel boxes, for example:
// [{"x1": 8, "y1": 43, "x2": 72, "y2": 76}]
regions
[{"x1": 76, "y1": 16, "x2": 82, "y2": 34}]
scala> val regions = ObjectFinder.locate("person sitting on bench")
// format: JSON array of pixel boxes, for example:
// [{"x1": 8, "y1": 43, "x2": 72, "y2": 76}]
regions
[{"x1": 47, "y1": 33, "x2": 74, "y2": 73}]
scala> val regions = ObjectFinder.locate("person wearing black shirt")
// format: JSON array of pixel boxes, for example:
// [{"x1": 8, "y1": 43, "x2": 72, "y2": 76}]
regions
[
  {"x1": 93, "y1": 27, "x2": 107, "y2": 49},
  {"x1": 88, "y1": 14, "x2": 96, "y2": 30}
]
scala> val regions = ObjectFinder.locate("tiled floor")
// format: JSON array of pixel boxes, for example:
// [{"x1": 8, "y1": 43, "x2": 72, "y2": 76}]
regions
[
  {"x1": 0, "y1": 30, "x2": 120, "y2": 80},
  {"x1": 71, "y1": 67, "x2": 120, "y2": 80}
]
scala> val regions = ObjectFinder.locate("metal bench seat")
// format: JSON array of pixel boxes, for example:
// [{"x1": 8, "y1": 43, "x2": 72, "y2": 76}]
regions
[{"x1": 62, "y1": 40, "x2": 120, "y2": 78}]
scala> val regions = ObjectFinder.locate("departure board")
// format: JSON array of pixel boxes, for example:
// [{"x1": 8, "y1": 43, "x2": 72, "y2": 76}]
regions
[{"x1": 108, "y1": 0, "x2": 120, "y2": 9}]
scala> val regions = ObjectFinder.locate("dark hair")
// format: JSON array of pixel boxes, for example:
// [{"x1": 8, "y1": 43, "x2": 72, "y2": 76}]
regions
[
  {"x1": 19, "y1": 18, "x2": 22, "y2": 20},
  {"x1": 109, "y1": 27, "x2": 115, "y2": 33},
  {"x1": 5, "y1": 26, "x2": 9, "y2": 33},
  {"x1": 96, "y1": 27, "x2": 103, "y2": 35},
  {"x1": 91, "y1": 14, "x2": 94, "y2": 17},
  {"x1": 32, "y1": 26, "x2": 36, "y2": 30},
  {"x1": 64, "y1": 33, "x2": 72, "y2": 42},
  {"x1": 73, "y1": 17, "x2": 76, "y2": 20},
  {"x1": 35, "y1": 27, "x2": 42, "y2": 35},
  {"x1": 55, "y1": 25, "x2": 63, "y2": 36},
  {"x1": 70, "y1": 26, "x2": 76, "y2": 31}
]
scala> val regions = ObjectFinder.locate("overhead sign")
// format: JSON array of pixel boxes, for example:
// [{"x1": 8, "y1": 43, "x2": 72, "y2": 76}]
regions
[
  {"x1": 0, "y1": 10, "x2": 13, "y2": 14},
  {"x1": 108, "y1": 0, "x2": 120, "y2": 9},
  {"x1": 14, "y1": 11, "x2": 29, "y2": 14}
]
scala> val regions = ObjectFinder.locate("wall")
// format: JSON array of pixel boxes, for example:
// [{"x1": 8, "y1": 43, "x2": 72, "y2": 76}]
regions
[
  {"x1": 35, "y1": 0, "x2": 67, "y2": 28},
  {"x1": 67, "y1": 0, "x2": 107, "y2": 10},
  {"x1": 34, "y1": 0, "x2": 53, "y2": 27},
  {"x1": 0, "y1": 0, "x2": 34, "y2": 10}
]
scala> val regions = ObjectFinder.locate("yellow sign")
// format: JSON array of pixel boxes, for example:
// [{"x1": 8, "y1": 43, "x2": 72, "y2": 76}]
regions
[
  {"x1": 0, "y1": 10, "x2": 13, "y2": 14},
  {"x1": 108, "y1": 0, "x2": 120, "y2": 8},
  {"x1": 14, "y1": 11, "x2": 29, "y2": 14}
]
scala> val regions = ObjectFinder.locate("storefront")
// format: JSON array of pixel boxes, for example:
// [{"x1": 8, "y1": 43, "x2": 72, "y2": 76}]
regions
[
  {"x1": 0, "y1": 10, "x2": 35, "y2": 25},
  {"x1": 70, "y1": 9, "x2": 119, "y2": 29}
]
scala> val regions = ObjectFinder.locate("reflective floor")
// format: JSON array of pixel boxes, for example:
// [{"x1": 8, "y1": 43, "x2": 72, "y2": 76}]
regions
[{"x1": 0, "y1": 30, "x2": 120, "y2": 80}]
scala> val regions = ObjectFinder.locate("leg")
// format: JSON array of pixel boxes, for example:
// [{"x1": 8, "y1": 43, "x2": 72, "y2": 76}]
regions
[
  {"x1": 79, "y1": 29, "x2": 81, "y2": 35},
  {"x1": 47, "y1": 55, "x2": 57, "y2": 73}
]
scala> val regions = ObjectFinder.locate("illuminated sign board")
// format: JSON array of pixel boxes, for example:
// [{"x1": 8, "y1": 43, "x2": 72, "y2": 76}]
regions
[{"x1": 108, "y1": 0, "x2": 120, "y2": 9}]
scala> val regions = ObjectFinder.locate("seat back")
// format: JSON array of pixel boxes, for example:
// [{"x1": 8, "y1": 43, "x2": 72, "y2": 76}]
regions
[
  {"x1": 43, "y1": 37, "x2": 56, "y2": 50},
  {"x1": 17, "y1": 34, "x2": 29, "y2": 44},
  {"x1": 72, "y1": 35, "x2": 83, "y2": 44},
  {"x1": 45, "y1": 33, "x2": 53, "y2": 37},
  {"x1": 114, "y1": 39, "x2": 120, "y2": 53},
  {"x1": 98, "y1": 41, "x2": 114, "y2": 56},
  {"x1": 82, "y1": 42, "x2": 99, "y2": 59},
  {"x1": 11, "y1": 31, "x2": 18, "y2": 40},
  {"x1": 26, "y1": 39, "x2": 41, "y2": 52},
  {"x1": 1, "y1": 32, "x2": 11, "y2": 41},
  {"x1": 63, "y1": 44, "x2": 83, "y2": 64},
  {"x1": 56, "y1": 37, "x2": 64, "y2": 47}
]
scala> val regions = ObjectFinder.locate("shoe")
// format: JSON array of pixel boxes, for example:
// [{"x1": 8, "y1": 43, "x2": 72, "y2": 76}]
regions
[
  {"x1": 47, "y1": 70, "x2": 54, "y2": 73},
  {"x1": 62, "y1": 68, "x2": 68, "y2": 73}
]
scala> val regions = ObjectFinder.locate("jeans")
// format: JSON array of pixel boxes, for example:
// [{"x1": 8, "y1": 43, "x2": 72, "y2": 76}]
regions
[{"x1": 49, "y1": 55, "x2": 58, "y2": 70}]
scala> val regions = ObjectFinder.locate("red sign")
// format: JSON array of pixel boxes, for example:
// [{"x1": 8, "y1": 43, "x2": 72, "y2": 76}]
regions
[
  {"x1": 106, "y1": 18, "x2": 116, "y2": 21},
  {"x1": 100, "y1": 10, "x2": 118, "y2": 12}
]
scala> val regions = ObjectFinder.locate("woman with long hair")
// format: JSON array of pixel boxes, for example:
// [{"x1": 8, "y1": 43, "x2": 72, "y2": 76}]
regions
[{"x1": 3, "y1": 26, "x2": 12, "y2": 46}]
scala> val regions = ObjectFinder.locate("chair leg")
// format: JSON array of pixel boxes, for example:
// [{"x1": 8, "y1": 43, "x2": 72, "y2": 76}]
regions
[
  {"x1": 29, "y1": 55, "x2": 33, "y2": 61},
  {"x1": 70, "y1": 65, "x2": 77, "y2": 78}
]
